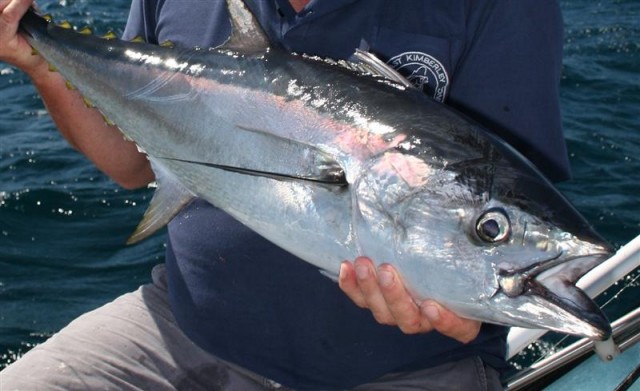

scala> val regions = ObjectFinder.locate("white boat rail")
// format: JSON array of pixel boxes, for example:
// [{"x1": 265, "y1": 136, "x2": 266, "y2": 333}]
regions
[{"x1": 506, "y1": 305, "x2": 640, "y2": 390}]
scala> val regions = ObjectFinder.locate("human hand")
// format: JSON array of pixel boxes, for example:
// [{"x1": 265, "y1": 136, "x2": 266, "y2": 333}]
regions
[
  {"x1": 0, "y1": 0, "x2": 47, "y2": 76},
  {"x1": 339, "y1": 256, "x2": 481, "y2": 344}
]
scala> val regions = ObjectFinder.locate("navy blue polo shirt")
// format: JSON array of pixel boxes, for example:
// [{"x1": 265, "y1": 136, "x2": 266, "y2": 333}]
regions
[{"x1": 124, "y1": 1, "x2": 568, "y2": 389}]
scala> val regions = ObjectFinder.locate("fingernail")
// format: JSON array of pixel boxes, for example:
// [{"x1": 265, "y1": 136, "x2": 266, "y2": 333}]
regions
[
  {"x1": 339, "y1": 262, "x2": 347, "y2": 279},
  {"x1": 355, "y1": 264, "x2": 369, "y2": 280},
  {"x1": 378, "y1": 269, "x2": 394, "y2": 288},
  {"x1": 423, "y1": 303, "x2": 440, "y2": 321}
]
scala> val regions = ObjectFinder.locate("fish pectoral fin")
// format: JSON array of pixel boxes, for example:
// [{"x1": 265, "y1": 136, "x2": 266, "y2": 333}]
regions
[
  {"x1": 220, "y1": 0, "x2": 270, "y2": 54},
  {"x1": 158, "y1": 156, "x2": 347, "y2": 186},
  {"x1": 127, "y1": 171, "x2": 196, "y2": 244},
  {"x1": 157, "y1": 125, "x2": 347, "y2": 185}
]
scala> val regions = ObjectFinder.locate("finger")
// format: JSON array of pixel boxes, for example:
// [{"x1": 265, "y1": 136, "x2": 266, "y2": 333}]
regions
[
  {"x1": 338, "y1": 261, "x2": 367, "y2": 308},
  {"x1": 1, "y1": 0, "x2": 33, "y2": 23},
  {"x1": 0, "y1": 0, "x2": 11, "y2": 12},
  {"x1": 420, "y1": 300, "x2": 481, "y2": 344},
  {"x1": 353, "y1": 257, "x2": 396, "y2": 325},
  {"x1": 377, "y1": 264, "x2": 432, "y2": 334},
  {"x1": 1, "y1": 0, "x2": 32, "y2": 38}
]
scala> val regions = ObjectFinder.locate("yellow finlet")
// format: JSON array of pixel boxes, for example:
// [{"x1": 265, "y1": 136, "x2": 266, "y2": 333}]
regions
[
  {"x1": 82, "y1": 97, "x2": 95, "y2": 108},
  {"x1": 57, "y1": 20, "x2": 72, "y2": 29},
  {"x1": 102, "y1": 31, "x2": 118, "y2": 40},
  {"x1": 102, "y1": 113, "x2": 115, "y2": 127},
  {"x1": 79, "y1": 26, "x2": 93, "y2": 35},
  {"x1": 160, "y1": 40, "x2": 175, "y2": 48},
  {"x1": 130, "y1": 36, "x2": 146, "y2": 43}
]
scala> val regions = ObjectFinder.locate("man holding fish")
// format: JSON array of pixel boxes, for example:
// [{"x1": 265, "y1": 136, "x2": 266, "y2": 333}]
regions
[{"x1": 0, "y1": 0, "x2": 576, "y2": 389}]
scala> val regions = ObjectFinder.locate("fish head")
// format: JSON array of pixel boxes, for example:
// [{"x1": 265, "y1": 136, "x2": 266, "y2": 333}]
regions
[
  {"x1": 353, "y1": 132, "x2": 613, "y2": 339},
  {"x1": 463, "y1": 196, "x2": 612, "y2": 340},
  {"x1": 465, "y1": 150, "x2": 614, "y2": 339}
]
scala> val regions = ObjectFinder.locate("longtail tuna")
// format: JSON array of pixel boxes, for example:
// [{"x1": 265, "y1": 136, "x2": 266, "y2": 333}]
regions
[{"x1": 19, "y1": 0, "x2": 613, "y2": 339}]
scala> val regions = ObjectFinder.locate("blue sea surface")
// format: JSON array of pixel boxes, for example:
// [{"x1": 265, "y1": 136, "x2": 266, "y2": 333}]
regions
[{"x1": 1, "y1": 0, "x2": 639, "y2": 373}]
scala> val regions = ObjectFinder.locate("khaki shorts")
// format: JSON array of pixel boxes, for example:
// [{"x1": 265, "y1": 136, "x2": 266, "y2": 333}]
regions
[{"x1": 0, "y1": 265, "x2": 502, "y2": 390}]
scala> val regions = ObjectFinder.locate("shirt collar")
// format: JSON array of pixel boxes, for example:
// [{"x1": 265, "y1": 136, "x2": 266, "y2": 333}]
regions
[{"x1": 274, "y1": 0, "x2": 297, "y2": 19}]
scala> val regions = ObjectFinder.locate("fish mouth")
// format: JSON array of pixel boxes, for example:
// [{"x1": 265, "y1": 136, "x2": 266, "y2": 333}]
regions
[{"x1": 497, "y1": 250, "x2": 612, "y2": 339}]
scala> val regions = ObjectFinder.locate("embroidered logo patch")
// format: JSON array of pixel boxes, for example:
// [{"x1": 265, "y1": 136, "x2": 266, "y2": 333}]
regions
[{"x1": 388, "y1": 52, "x2": 449, "y2": 102}]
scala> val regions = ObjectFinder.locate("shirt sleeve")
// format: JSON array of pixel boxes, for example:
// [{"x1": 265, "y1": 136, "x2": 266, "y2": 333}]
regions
[{"x1": 449, "y1": 0, "x2": 570, "y2": 181}]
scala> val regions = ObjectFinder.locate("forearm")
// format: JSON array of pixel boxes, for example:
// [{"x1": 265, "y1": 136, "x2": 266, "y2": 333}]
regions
[
  {"x1": 28, "y1": 64, "x2": 154, "y2": 189},
  {"x1": 1, "y1": 0, "x2": 152, "y2": 188}
]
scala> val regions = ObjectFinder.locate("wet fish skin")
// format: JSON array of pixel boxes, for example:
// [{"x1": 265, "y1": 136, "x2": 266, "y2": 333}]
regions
[{"x1": 18, "y1": 1, "x2": 613, "y2": 339}]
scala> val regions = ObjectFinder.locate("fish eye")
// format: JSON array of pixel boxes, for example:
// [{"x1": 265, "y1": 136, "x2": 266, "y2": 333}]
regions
[{"x1": 476, "y1": 208, "x2": 511, "y2": 243}]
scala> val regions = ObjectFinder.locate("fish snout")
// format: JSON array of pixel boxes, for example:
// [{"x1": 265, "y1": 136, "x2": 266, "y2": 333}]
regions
[{"x1": 495, "y1": 248, "x2": 612, "y2": 339}]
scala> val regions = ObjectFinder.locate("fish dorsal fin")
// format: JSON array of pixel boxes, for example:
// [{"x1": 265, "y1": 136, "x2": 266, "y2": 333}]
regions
[
  {"x1": 127, "y1": 161, "x2": 195, "y2": 244},
  {"x1": 221, "y1": 0, "x2": 270, "y2": 54},
  {"x1": 351, "y1": 49, "x2": 414, "y2": 89}
]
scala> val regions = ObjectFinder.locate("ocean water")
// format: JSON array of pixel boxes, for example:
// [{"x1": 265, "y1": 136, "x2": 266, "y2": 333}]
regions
[{"x1": 1, "y1": 0, "x2": 639, "y2": 373}]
